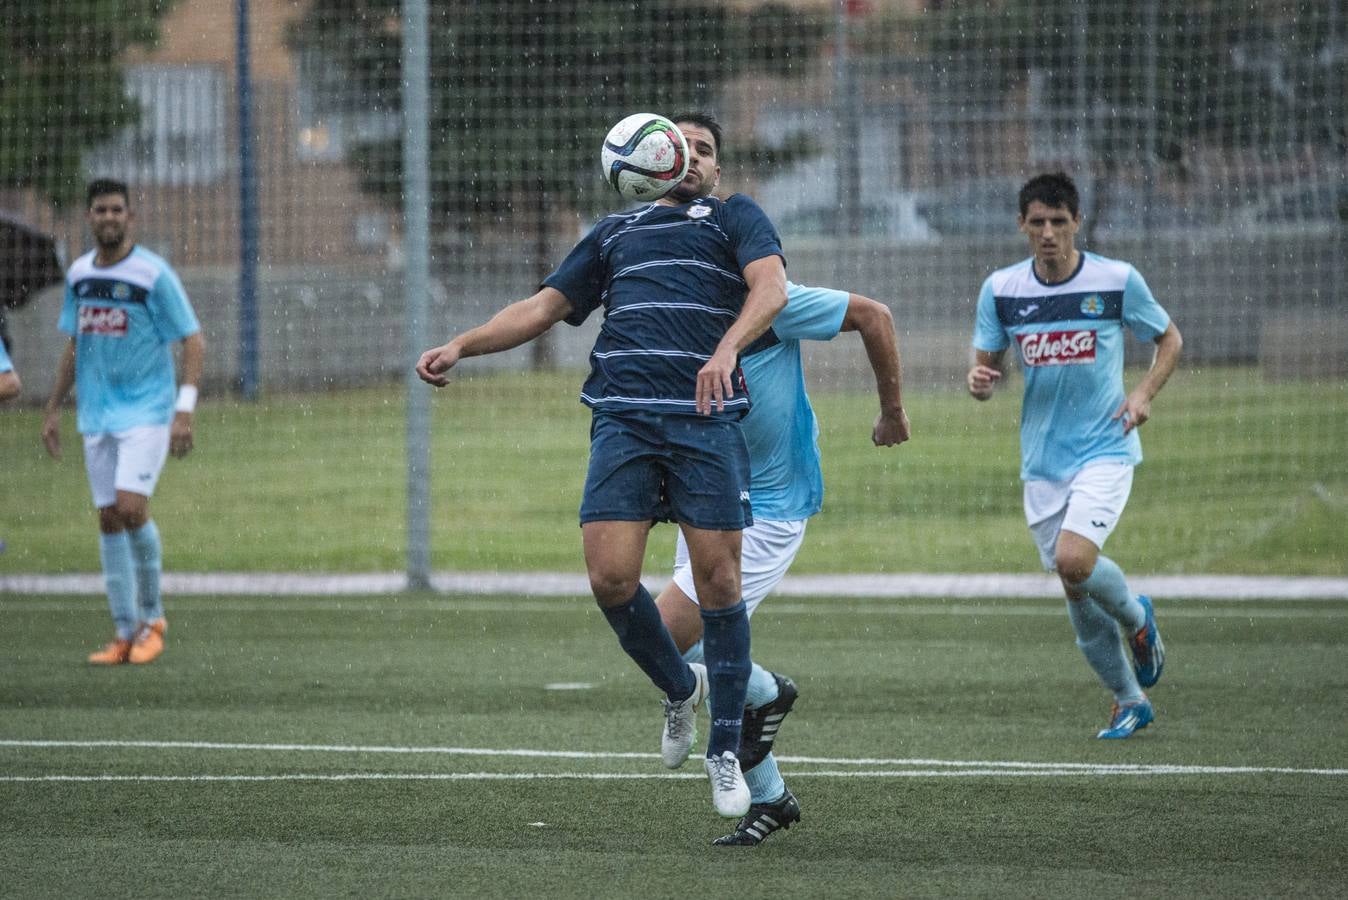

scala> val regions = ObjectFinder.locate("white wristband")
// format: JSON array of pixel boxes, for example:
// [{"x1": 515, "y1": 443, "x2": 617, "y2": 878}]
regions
[{"x1": 175, "y1": 384, "x2": 198, "y2": 413}]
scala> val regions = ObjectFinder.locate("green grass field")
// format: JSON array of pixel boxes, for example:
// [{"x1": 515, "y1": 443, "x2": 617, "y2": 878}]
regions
[
  {"x1": 2, "y1": 365, "x2": 1344, "y2": 577},
  {"x1": 2, "y1": 592, "x2": 1345, "y2": 898}
]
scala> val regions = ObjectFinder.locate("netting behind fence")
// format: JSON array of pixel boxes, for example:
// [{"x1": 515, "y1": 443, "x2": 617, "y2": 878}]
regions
[{"x1": 2, "y1": 0, "x2": 1344, "y2": 578}]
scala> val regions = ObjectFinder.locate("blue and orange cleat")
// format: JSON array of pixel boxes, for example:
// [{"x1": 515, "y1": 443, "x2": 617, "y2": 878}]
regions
[
  {"x1": 1097, "y1": 698, "x2": 1154, "y2": 739},
  {"x1": 1130, "y1": 595, "x2": 1165, "y2": 688}
]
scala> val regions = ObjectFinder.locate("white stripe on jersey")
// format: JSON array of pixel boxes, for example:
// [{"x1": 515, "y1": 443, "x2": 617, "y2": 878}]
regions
[
  {"x1": 67, "y1": 249, "x2": 164, "y2": 291},
  {"x1": 607, "y1": 301, "x2": 738, "y2": 318},
  {"x1": 601, "y1": 217, "x2": 728, "y2": 249},
  {"x1": 614, "y1": 258, "x2": 746, "y2": 284},
  {"x1": 592, "y1": 349, "x2": 712, "y2": 361},
  {"x1": 579, "y1": 393, "x2": 748, "y2": 408}
]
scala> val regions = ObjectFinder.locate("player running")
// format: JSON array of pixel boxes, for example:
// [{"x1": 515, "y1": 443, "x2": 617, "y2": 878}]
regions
[
  {"x1": 656, "y1": 281, "x2": 909, "y2": 845},
  {"x1": 967, "y1": 172, "x2": 1182, "y2": 739}
]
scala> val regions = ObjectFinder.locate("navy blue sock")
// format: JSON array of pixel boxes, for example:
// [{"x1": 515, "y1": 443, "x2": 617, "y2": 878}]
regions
[
  {"x1": 601, "y1": 584, "x2": 696, "y2": 700},
  {"x1": 701, "y1": 600, "x2": 751, "y2": 758}
]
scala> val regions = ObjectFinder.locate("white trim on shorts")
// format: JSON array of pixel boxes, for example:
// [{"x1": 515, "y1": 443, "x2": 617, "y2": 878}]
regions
[
  {"x1": 1023, "y1": 460, "x2": 1134, "y2": 572},
  {"x1": 672, "y1": 518, "x2": 808, "y2": 616},
  {"x1": 82, "y1": 425, "x2": 171, "y2": 508}
]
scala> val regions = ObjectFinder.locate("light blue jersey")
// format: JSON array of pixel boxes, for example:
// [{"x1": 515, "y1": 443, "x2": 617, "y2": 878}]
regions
[
  {"x1": 973, "y1": 251, "x2": 1170, "y2": 482},
  {"x1": 59, "y1": 246, "x2": 200, "y2": 434},
  {"x1": 739, "y1": 282, "x2": 849, "y2": 520},
  {"x1": 0, "y1": 339, "x2": 12, "y2": 373}
]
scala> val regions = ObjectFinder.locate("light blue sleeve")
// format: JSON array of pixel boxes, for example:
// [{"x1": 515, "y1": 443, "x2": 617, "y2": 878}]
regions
[
  {"x1": 1122, "y1": 266, "x2": 1170, "y2": 342},
  {"x1": 58, "y1": 281, "x2": 77, "y2": 336},
  {"x1": 972, "y1": 277, "x2": 1008, "y2": 351},
  {"x1": 774, "y1": 282, "x2": 848, "y2": 341},
  {"x1": 149, "y1": 267, "x2": 201, "y2": 342},
  {"x1": 0, "y1": 339, "x2": 12, "y2": 373}
]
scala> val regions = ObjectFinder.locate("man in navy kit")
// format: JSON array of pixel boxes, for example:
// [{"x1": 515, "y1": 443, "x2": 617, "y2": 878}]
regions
[
  {"x1": 417, "y1": 112, "x2": 787, "y2": 817},
  {"x1": 968, "y1": 172, "x2": 1181, "y2": 739}
]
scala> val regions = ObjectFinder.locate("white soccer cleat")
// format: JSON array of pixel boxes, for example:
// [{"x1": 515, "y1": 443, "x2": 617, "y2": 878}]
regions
[
  {"x1": 704, "y1": 750, "x2": 751, "y2": 818},
  {"x1": 660, "y1": 662, "x2": 708, "y2": 768}
]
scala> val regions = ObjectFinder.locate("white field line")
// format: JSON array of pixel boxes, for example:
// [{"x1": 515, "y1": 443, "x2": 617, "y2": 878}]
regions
[
  {"x1": 2, "y1": 598, "x2": 1346, "y2": 620},
  {"x1": 3, "y1": 572, "x2": 1347, "y2": 599},
  {"x1": 1, "y1": 739, "x2": 1343, "y2": 779}
]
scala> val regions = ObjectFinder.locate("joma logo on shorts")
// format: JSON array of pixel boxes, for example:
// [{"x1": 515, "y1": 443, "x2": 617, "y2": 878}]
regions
[
  {"x1": 1016, "y1": 329, "x2": 1096, "y2": 366},
  {"x1": 78, "y1": 305, "x2": 128, "y2": 336}
]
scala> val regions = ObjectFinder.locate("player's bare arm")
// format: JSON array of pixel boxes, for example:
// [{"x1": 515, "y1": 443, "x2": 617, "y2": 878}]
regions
[
  {"x1": 967, "y1": 348, "x2": 1005, "y2": 401},
  {"x1": 170, "y1": 332, "x2": 206, "y2": 459},
  {"x1": 41, "y1": 338, "x2": 78, "y2": 460},
  {"x1": 696, "y1": 254, "x2": 787, "y2": 415},
  {"x1": 416, "y1": 287, "x2": 573, "y2": 386},
  {"x1": 841, "y1": 293, "x2": 910, "y2": 447},
  {"x1": 0, "y1": 370, "x2": 19, "y2": 402},
  {"x1": 1114, "y1": 319, "x2": 1183, "y2": 434}
]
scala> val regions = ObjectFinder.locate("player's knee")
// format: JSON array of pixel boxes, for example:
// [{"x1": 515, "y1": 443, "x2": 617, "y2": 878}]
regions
[
  {"x1": 692, "y1": 563, "x2": 740, "y2": 609},
  {"x1": 97, "y1": 507, "x2": 124, "y2": 534},
  {"x1": 1055, "y1": 550, "x2": 1095, "y2": 586},
  {"x1": 115, "y1": 501, "x2": 148, "y2": 529},
  {"x1": 587, "y1": 569, "x2": 640, "y2": 607}
]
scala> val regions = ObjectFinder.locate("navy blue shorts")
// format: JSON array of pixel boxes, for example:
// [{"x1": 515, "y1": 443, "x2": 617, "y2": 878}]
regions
[{"x1": 579, "y1": 410, "x2": 753, "y2": 531}]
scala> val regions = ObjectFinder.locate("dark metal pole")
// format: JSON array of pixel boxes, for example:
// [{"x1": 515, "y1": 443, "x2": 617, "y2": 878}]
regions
[{"x1": 235, "y1": 0, "x2": 259, "y2": 400}]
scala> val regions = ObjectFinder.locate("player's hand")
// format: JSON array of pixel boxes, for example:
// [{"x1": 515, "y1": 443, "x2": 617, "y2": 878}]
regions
[
  {"x1": 1112, "y1": 390, "x2": 1152, "y2": 434},
  {"x1": 416, "y1": 342, "x2": 462, "y2": 387},
  {"x1": 41, "y1": 412, "x2": 62, "y2": 460},
  {"x1": 967, "y1": 364, "x2": 1002, "y2": 400},
  {"x1": 873, "y1": 408, "x2": 911, "y2": 447},
  {"x1": 695, "y1": 348, "x2": 738, "y2": 415},
  {"x1": 170, "y1": 411, "x2": 195, "y2": 458}
]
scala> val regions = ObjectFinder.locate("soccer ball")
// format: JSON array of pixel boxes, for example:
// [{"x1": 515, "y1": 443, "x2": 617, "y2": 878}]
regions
[{"x1": 600, "y1": 113, "x2": 689, "y2": 202}]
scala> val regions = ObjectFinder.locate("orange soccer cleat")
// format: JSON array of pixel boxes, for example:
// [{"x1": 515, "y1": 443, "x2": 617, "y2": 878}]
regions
[
  {"x1": 88, "y1": 637, "x2": 133, "y2": 665},
  {"x1": 128, "y1": 618, "x2": 167, "y2": 665}
]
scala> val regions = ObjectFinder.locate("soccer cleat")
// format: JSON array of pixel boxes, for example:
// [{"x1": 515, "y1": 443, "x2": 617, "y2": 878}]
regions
[
  {"x1": 1096, "y1": 698, "x2": 1154, "y2": 739},
  {"x1": 1129, "y1": 595, "x2": 1165, "y2": 688},
  {"x1": 738, "y1": 672, "x2": 799, "y2": 771},
  {"x1": 704, "y1": 750, "x2": 751, "y2": 818},
  {"x1": 128, "y1": 618, "x2": 167, "y2": 665},
  {"x1": 660, "y1": 662, "x2": 708, "y2": 768},
  {"x1": 713, "y1": 789, "x2": 801, "y2": 847},
  {"x1": 88, "y1": 638, "x2": 132, "y2": 665}
]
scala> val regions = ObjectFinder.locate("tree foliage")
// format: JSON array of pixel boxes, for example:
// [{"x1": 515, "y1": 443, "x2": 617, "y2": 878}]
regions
[
  {"x1": 287, "y1": 0, "x2": 826, "y2": 227},
  {"x1": 0, "y1": 0, "x2": 181, "y2": 206}
]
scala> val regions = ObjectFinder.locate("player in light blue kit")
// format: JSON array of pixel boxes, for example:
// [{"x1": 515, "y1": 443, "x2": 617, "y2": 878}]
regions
[
  {"x1": 967, "y1": 172, "x2": 1182, "y2": 739},
  {"x1": 0, "y1": 337, "x2": 20, "y2": 401},
  {"x1": 654, "y1": 281, "x2": 910, "y2": 845},
  {"x1": 42, "y1": 179, "x2": 206, "y2": 666}
]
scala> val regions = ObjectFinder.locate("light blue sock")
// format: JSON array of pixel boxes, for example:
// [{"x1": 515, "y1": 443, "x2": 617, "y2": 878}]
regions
[
  {"x1": 98, "y1": 531, "x2": 138, "y2": 640},
  {"x1": 744, "y1": 753, "x2": 787, "y2": 805},
  {"x1": 127, "y1": 520, "x2": 163, "y2": 623},
  {"x1": 1080, "y1": 556, "x2": 1145, "y2": 633},
  {"x1": 744, "y1": 663, "x2": 780, "y2": 709},
  {"x1": 682, "y1": 641, "x2": 779, "y2": 708},
  {"x1": 1067, "y1": 597, "x2": 1144, "y2": 703}
]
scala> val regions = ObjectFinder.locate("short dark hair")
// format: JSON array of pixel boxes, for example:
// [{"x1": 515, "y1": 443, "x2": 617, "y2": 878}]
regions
[
  {"x1": 1018, "y1": 172, "x2": 1080, "y2": 218},
  {"x1": 669, "y1": 110, "x2": 723, "y2": 158},
  {"x1": 87, "y1": 178, "x2": 130, "y2": 208}
]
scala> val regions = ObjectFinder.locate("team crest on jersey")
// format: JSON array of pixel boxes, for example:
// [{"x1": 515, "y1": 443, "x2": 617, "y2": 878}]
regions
[
  {"x1": 78, "y1": 305, "x2": 129, "y2": 336},
  {"x1": 1016, "y1": 329, "x2": 1096, "y2": 366},
  {"x1": 112, "y1": 282, "x2": 132, "y2": 301},
  {"x1": 686, "y1": 203, "x2": 712, "y2": 220},
  {"x1": 1079, "y1": 294, "x2": 1104, "y2": 318}
]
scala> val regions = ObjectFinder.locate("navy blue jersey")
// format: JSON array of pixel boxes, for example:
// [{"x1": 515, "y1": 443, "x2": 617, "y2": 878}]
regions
[{"x1": 545, "y1": 194, "x2": 784, "y2": 417}]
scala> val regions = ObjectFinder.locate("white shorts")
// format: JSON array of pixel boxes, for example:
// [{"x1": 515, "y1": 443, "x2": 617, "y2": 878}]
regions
[
  {"x1": 672, "y1": 518, "x2": 808, "y2": 616},
  {"x1": 1023, "y1": 460, "x2": 1134, "y2": 572},
  {"x1": 82, "y1": 425, "x2": 171, "y2": 508}
]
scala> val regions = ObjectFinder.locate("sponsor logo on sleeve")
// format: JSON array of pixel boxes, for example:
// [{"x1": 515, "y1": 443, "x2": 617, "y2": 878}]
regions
[
  {"x1": 1016, "y1": 329, "x2": 1096, "y2": 367},
  {"x1": 78, "y1": 305, "x2": 129, "y2": 336}
]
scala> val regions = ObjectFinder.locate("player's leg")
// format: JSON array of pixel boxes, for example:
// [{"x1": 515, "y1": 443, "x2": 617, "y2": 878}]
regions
[
  {"x1": 83, "y1": 433, "x2": 136, "y2": 664},
  {"x1": 1056, "y1": 462, "x2": 1163, "y2": 688},
  {"x1": 584, "y1": 519, "x2": 700, "y2": 701},
  {"x1": 1027, "y1": 477, "x2": 1149, "y2": 737},
  {"x1": 112, "y1": 426, "x2": 171, "y2": 664}
]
